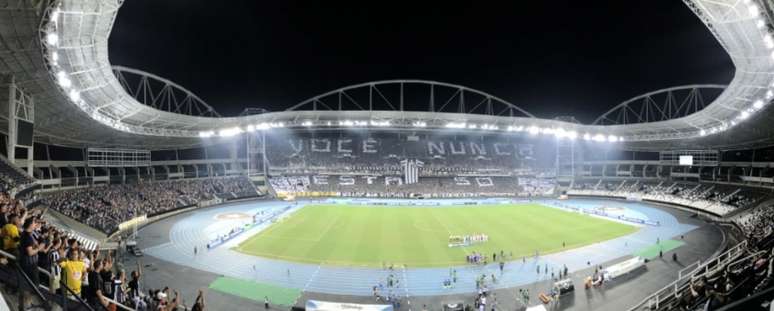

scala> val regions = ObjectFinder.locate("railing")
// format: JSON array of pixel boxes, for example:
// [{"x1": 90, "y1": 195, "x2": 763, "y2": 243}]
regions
[
  {"x1": 627, "y1": 240, "x2": 748, "y2": 311},
  {"x1": 55, "y1": 272, "x2": 99, "y2": 311},
  {"x1": 714, "y1": 282, "x2": 774, "y2": 310},
  {"x1": 0, "y1": 249, "x2": 135, "y2": 311},
  {"x1": 11, "y1": 261, "x2": 53, "y2": 311},
  {"x1": 677, "y1": 260, "x2": 701, "y2": 279},
  {"x1": 725, "y1": 250, "x2": 767, "y2": 273}
]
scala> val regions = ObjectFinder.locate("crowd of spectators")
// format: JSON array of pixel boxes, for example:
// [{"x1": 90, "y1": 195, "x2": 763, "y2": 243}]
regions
[
  {"x1": 652, "y1": 203, "x2": 774, "y2": 310},
  {"x1": 735, "y1": 204, "x2": 774, "y2": 241},
  {"x1": 43, "y1": 176, "x2": 255, "y2": 233},
  {"x1": 265, "y1": 134, "x2": 545, "y2": 178},
  {"x1": 568, "y1": 179, "x2": 768, "y2": 216},
  {"x1": 0, "y1": 179, "x2": 206, "y2": 310},
  {"x1": 0, "y1": 157, "x2": 34, "y2": 193}
]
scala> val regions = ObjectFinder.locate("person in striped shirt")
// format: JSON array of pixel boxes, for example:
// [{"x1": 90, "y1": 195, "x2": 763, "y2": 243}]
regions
[
  {"x1": 112, "y1": 269, "x2": 127, "y2": 304},
  {"x1": 48, "y1": 239, "x2": 64, "y2": 293}
]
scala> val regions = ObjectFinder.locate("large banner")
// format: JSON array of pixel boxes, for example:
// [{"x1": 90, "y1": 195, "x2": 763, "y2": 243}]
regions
[
  {"x1": 274, "y1": 175, "x2": 498, "y2": 187},
  {"x1": 305, "y1": 300, "x2": 393, "y2": 311},
  {"x1": 263, "y1": 132, "x2": 557, "y2": 170}
]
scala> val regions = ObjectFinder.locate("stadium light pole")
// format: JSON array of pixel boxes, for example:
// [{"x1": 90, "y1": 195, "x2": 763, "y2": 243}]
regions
[
  {"x1": 245, "y1": 133, "x2": 250, "y2": 177},
  {"x1": 262, "y1": 131, "x2": 268, "y2": 178}
]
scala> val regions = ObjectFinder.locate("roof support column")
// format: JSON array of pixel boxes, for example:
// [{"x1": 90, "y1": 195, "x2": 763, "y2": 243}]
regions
[
  {"x1": 6, "y1": 75, "x2": 16, "y2": 165},
  {"x1": 4, "y1": 76, "x2": 35, "y2": 176},
  {"x1": 230, "y1": 139, "x2": 239, "y2": 174}
]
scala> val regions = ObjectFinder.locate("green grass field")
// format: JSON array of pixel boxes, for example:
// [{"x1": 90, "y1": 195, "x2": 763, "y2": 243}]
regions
[{"x1": 235, "y1": 203, "x2": 638, "y2": 267}]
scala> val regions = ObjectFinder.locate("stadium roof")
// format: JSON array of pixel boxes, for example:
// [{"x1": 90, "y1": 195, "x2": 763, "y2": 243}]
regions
[{"x1": 1, "y1": 0, "x2": 774, "y2": 150}]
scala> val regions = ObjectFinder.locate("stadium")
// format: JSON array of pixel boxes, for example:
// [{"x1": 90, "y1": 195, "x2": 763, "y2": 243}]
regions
[{"x1": 0, "y1": 0, "x2": 773, "y2": 310}]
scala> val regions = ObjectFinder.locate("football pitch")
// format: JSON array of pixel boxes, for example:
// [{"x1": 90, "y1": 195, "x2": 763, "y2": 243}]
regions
[{"x1": 234, "y1": 203, "x2": 638, "y2": 267}]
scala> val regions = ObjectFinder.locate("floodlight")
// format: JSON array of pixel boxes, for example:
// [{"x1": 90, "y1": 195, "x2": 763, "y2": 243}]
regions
[
  {"x1": 218, "y1": 127, "x2": 243, "y2": 137},
  {"x1": 51, "y1": 9, "x2": 60, "y2": 22},
  {"x1": 68, "y1": 90, "x2": 80, "y2": 102},
  {"x1": 46, "y1": 33, "x2": 58, "y2": 46},
  {"x1": 57, "y1": 72, "x2": 71, "y2": 88},
  {"x1": 764, "y1": 34, "x2": 774, "y2": 48},
  {"x1": 749, "y1": 4, "x2": 760, "y2": 17},
  {"x1": 754, "y1": 100, "x2": 764, "y2": 109},
  {"x1": 57, "y1": 76, "x2": 71, "y2": 88}
]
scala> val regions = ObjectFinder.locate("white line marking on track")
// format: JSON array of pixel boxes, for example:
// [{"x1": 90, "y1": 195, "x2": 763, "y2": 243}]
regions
[
  {"x1": 303, "y1": 264, "x2": 321, "y2": 292},
  {"x1": 402, "y1": 265, "x2": 411, "y2": 310}
]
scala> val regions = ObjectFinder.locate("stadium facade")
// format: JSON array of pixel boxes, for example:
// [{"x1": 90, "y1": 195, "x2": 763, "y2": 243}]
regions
[
  {"x1": 1, "y1": 0, "x2": 774, "y2": 311},
  {"x1": 0, "y1": 0, "x2": 773, "y2": 151}
]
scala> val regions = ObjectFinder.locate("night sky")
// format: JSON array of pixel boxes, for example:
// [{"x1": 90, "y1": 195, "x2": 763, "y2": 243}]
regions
[{"x1": 108, "y1": 1, "x2": 734, "y2": 123}]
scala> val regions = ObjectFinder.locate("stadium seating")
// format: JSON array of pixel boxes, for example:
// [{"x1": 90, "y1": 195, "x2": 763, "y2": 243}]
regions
[
  {"x1": 0, "y1": 156, "x2": 34, "y2": 194},
  {"x1": 635, "y1": 202, "x2": 774, "y2": 311},
  {"x1": 567, "y1": 178, "x2": 768, "y2": 217},
  {"x1": 0, "y1": 187, "x2": 192, "y2": 310},
  {"x1": 42, "y1": 176, "x2": 257, "y2": 233}
]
